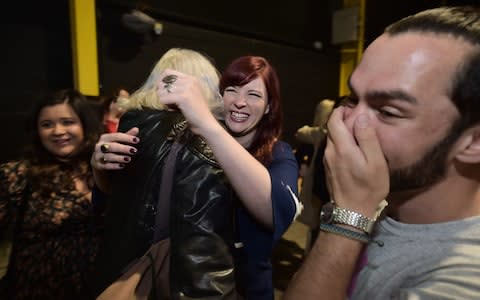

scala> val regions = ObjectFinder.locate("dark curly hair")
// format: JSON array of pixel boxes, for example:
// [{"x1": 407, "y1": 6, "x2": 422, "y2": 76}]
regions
[{"x1": 25, "y1": 89, "x2": 103, "y2": 195}]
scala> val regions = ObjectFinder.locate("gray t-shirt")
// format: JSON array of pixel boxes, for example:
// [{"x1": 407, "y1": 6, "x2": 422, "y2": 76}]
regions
[{"x1": 351, "y1": 216, "x2": 480, "y2": 300}]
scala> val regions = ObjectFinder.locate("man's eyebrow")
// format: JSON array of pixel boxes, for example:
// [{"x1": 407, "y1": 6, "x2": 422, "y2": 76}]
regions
[
  {"x1": 347, "y1": 77, "x2": 417, "y2": 104},
  {"x1": 366, "y1": 90, "x2": 418, "y2": 104}
]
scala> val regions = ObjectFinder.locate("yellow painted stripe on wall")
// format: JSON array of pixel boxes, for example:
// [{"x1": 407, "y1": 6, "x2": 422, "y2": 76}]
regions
[
  {"x1": 69, "y1": 0, "x2": 99, "y2": 96},
  {"x1": 339, "y1": 0, "x2": 365, "y2": 96},
  {"x1": 339, "y1": 49, "x2": 356, "y2": 96}
]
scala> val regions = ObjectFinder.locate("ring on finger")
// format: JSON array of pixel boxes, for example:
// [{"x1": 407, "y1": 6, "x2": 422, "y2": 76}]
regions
[
  {"x1": 100, "y1": 143, "x2": 110, "y2": 153},
  {"x1": 162, "y1": 74, "x2": 178, "y2": 84},
  {"x1": 101, "y1": 155, "x2": 108, "y2": 164}
]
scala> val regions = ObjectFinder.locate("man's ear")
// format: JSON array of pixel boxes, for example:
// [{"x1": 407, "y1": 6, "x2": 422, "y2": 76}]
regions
[{"x1": 455, "y1": 126, "x2": 480, "y2": 163}]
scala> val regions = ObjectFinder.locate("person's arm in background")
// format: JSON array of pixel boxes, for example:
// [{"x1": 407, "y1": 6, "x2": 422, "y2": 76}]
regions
[
  {"x1": 294, "y1": 99, "x2": 335, "y2": 145},
  {"x1": 315, "y1": 100, "x2": 335, "y2": 127},
  {"x1": 295, "y1": 125, "x2": 322, "y2": 145},
  {"x1": 90, "y1": 127, "x2": 140, "y2": 194},
  {"x1": 284, "y1": 107, "x2": 389, "y2": 299}
]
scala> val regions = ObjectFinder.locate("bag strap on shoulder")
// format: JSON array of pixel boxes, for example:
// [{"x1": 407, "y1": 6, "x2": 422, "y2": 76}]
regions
[{"x1": 153, "y1": 140, "x2": 183, "y2": 242}]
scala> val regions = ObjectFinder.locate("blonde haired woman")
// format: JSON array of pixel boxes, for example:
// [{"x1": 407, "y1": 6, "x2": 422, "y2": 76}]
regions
[
  {"x1": 122, "y1": 48, "x2": 223, "y2": 114},
  {"x1": 91, "y1": 48, "x2": 236, "y2": 298}
]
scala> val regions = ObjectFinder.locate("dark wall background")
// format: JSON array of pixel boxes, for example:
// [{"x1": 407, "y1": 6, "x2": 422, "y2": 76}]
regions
[
  {"x1": 1, "y1": 0, "x2": 340, "y2": 162},
  {"x1": 2, "y1": 1, "x2": 72, "y2": 162},
  {"x1": 96, "y1": 0, "x2": 341, "y2": 152},
  {"x1": 1, "y1": 0, "x2": 479, "y2": 162},
  {"x1": 365, "y1": 0, "x2": 479, "y2": 46}
]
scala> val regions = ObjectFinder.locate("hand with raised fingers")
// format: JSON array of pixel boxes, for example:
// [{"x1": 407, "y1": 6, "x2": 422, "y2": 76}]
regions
[
  {"x1": 156, "y1": 69, "x2": 221, "y2": 136},
  {"x1": 91, "y1": 127, "x2": 140, "y2": 171},
  {"x1": 323, "y1": 107, "x2": 389, "y2": 218}
]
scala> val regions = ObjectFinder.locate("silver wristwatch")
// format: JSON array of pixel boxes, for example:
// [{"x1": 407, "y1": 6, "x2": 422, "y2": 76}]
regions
[{"x1": 320, "y1": 202, "x2": 375, "y2": 234}]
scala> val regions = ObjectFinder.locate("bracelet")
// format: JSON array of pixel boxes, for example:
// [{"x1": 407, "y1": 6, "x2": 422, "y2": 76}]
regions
[{"x1": 319, "y1": 223, "x2": 370, "y2": 243}]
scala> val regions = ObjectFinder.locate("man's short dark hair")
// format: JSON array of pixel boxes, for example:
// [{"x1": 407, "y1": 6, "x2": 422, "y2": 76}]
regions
[{"x1": 385, "y1": 6, "x2": 480, "y2": 132}]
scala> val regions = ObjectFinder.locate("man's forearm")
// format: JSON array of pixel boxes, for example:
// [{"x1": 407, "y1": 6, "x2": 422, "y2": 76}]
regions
[{"x1": 283, "y1": 231, "x2": 364, "y2": 300}]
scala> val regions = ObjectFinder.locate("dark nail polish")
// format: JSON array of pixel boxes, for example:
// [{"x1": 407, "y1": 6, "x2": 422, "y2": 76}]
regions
[
  {"x1": 119, "y1": 163, "x2": 125, "y2": 168},
  {"x1": 124, "y1": 156, "x2": 130, "y2": 162},
  {"x1": 130, "y1": 148, "x2": 137, "y2": 154},
  {"x1": 132, "y1": 137, "x2": 139, "y2": 143}
]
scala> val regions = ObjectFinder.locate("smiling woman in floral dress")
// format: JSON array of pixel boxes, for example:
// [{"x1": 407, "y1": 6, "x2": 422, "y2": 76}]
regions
[{"x1": 0, "y1": 89, "x2": 103, "y2": 299}]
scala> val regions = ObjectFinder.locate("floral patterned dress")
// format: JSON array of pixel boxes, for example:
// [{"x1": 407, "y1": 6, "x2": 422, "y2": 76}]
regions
[{"x1": 0, "y1": 160, "x2": 101, "y2": 299}]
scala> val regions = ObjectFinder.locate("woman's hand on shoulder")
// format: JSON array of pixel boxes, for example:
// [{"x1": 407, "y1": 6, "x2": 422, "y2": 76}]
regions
[{"x1": 91, "y1": 127, "x2": 140, "y2": 171}]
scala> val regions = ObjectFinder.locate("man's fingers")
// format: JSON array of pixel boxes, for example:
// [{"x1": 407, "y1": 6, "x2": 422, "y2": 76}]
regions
[
  {"x1": 326, "y1": 106, "x2": 356, "y2": 149},
  {"x1": 353, "y1": 114, "x2": 385, "y2": 165}
]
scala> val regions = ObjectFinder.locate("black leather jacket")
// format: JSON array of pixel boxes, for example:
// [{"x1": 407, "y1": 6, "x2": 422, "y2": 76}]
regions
[{"x1": 93, "y1": 109, "x2": 236, "y2": 299}]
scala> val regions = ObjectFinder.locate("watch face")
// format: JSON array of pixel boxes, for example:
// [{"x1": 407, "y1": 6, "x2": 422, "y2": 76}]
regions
[{"x1": 320, "y1": 202, "x2": 334, "y2": 223}]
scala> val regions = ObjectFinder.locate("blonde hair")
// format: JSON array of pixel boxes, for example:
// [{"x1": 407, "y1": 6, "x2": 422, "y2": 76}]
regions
[{"x1": 122, "y1": 48, "x2": 223, "y2": 118}]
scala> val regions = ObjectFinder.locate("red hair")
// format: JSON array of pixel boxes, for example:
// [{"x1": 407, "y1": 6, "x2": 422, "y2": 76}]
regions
[{"x1": 220, "y1": 56, "x2": 282, "y2": 165}]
